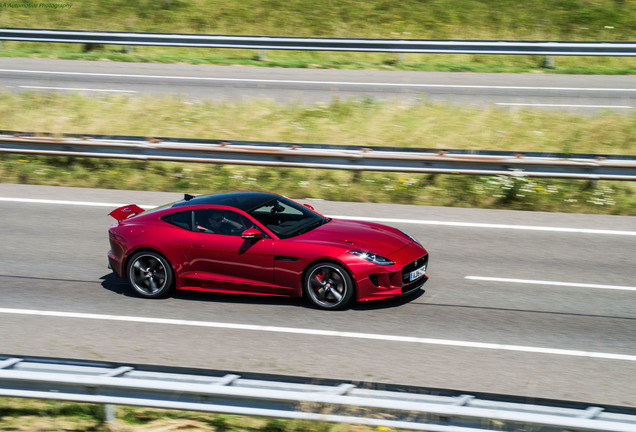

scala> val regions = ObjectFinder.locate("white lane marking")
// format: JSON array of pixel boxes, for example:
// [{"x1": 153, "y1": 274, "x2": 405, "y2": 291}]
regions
[
  {"x1": 19, "y1": 85, "x2": 137, "y2": 93},
  {"x1": 329, "y1": 215, "x2": 636, "y2": 236},
  {"x1": 466, "y1": 276, "x2": 636, "y2": 292},
  {"x1": 2, "y1": 197, "x2": 635, "y2": 236},
  {"x1": 1, "y1": 307, "x2": 634, "y2": 362},
  {"x1": 2, "y1": 69, "x2": 635, "y2": 92},
  {"x1": 496, "y1": 103, "x2": 633, "y2": 109},
  {"x1": 0, "y1": 197, "x2": 145, "y2": 208}
]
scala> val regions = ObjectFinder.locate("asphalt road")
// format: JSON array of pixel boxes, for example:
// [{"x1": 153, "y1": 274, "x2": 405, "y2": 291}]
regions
[
  {"x1": 1, "y1": 183, "x2": 635, "y2": 407},
  {"x1": 1, "y1": 58, "x2": 635, "y2": 112}
]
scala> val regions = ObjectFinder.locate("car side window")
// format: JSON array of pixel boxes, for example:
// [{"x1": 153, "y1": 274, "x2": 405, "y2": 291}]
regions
[
  {"x1": 193, "y1": 210, "x2": 251, "y2": 236},
  {"x1": 162, "y1": 211, "x2": 193, "y2": 230}
]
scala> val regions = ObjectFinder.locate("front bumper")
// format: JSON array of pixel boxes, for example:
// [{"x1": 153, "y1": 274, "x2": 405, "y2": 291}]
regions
[{"x1": 355, "y1": 243, "x2": 429, "y2": 302}]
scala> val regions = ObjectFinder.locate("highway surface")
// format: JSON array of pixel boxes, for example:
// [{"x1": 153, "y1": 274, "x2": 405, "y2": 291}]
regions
[
  {"x1": 1, "y1": 58, "x2": 635, "y2": 112},
  {"x1": 1, "y1": 183, "x2": 635, "y2": 407}
]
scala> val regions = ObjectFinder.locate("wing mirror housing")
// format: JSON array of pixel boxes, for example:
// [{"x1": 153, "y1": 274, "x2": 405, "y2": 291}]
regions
[
  {"x1": 303, "y1": 203, "x2": 315, "y2": 211},
  {"x1": 241, "y1": 228, "x2": 263, "y2": 240}
]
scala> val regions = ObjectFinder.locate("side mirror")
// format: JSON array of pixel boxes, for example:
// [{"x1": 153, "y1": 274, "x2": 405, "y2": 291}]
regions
[
  {"x1": 303, "y1": 203, "x2": 315, "y2": 211},
  {"x1": 241, "y1": 228, "x2": 263, "y2": 240}
]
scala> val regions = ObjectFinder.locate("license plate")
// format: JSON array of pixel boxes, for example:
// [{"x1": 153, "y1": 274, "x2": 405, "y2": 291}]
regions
[{"x1": 409, "y1": 265, "x2": 426, "y2": 281}]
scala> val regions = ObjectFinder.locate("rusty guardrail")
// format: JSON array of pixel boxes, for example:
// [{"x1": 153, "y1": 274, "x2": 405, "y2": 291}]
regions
[{"x1": 0, "y1": 131, "x2": 634, "y2": 180}]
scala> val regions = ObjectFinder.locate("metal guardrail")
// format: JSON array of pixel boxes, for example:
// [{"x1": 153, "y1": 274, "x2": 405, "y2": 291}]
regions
[
  {"x1": 1, "y1": 28, "x2": 636, "y2": 56},
  {"x1": 0, "y1": 131, "x2": 635, "y2": 180},
  {"x1": 1, "y1": 355, "x2": 636, "y2": 432}
]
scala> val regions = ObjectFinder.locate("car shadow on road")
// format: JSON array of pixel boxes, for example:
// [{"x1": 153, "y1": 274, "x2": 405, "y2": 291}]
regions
[
  {"x1": 100, "y1": 275, "x2": 636, "y2": 319},
  {"x1": 100, "y1": 273, "x2": 306, "y2": 307},
  {"x1": 100, "y1": 273, "x2": 424, "y2": 310},
  {"x1": 99, "y1": 273, "x2": 130, "y2": 295}
]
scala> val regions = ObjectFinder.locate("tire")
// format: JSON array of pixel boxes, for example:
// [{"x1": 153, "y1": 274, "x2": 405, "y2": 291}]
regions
[
  {"x1": 126, "y1": 251, "x2": 174, "y2": 298},
  {"x1": 304, "y1": 262, "x2": 354, "y2": 310}
]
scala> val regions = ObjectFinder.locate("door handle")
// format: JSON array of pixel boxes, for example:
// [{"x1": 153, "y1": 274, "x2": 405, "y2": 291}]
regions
[{"x1": 191, "y1": 244, "x2": 205, "y2": 248}]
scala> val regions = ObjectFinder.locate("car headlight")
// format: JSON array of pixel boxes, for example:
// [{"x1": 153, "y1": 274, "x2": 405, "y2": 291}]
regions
[
  {"x1": 399, "y1": 229, "x2": 421, "y2": 246},
  {"x1": 347, "y1": 250, "x2": 395, "y2": 265}
]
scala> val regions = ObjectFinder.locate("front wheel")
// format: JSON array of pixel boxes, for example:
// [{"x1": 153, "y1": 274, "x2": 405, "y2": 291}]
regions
[
  {"x1": 304, "y1": 262, "x2": 354, "y2": 310},
  {"x1": 126, "y1": 251, "x2": 174, "y2": 298}
]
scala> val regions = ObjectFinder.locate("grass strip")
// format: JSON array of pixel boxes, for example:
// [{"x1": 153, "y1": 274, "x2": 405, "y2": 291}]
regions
[
  {"x1": 2, "y1": 44, "x2": 636, "y2": 75},
  {"x1": 0, "y1": 397, "x2": 348, "y2": 432},
  {"x1": 1, "y1": 0, "x2": 636, "y2": 74},
  {"x1": 1, "y1": 1, "x2": 635, "y2": 41},
  {"x1": 1, "y1": 92, "x2": 634, "y2": 155},
  {"x1": 0, "y1": 92, "x2": 634, "y2": 215}
]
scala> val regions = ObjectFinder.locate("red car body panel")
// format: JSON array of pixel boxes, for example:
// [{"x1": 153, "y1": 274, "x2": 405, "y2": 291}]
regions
[
  {"x1": 108, "y1": 204, "x2": 145, "y2": 222},
  {"x1": 108, "y1": 192, "x2": 428, "y2": 304}
]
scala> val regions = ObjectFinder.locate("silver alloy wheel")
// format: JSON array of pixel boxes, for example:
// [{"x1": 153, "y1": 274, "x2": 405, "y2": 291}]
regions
[
  {"x1": 127, "y1": 251, "x2": 173, "y2": 298},
  {"x1": 305, "y1": 263, "x2": 353, "y2": 309}
]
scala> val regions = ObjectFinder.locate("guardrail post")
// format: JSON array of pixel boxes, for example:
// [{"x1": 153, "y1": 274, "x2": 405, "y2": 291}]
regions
[
  {"x1": 257, "y1": 49, "x2": 267, "y2": 61},
  {"x1": 104, "y1": 404, "x2": 116, "y2": 430},
  {"x1": 543, "y1": 55, "x2": 555, "y2": 69}
]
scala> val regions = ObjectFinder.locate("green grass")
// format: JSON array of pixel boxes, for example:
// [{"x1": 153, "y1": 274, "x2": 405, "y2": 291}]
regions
[
  {"x1": 0, "y1": 0, "x2": 636, "y2": 73},
  {"x1": 0, "y1": 92, "x2": 634, "y2": 215},
  {"x1": 0, "y1": 1, "x2": 635, "y2": 214},
  {"x1": 0, "y1": 397, "x2": 360, "y2": 432},
  {"x1": 2, "y1": 0, "x2": 635, "y2": 39},
  {"x1": 6, "y1": 155, "x2": 636, "y2": 215},
  {"x1": 4, "y1": 155, "x2": 633, "y2": 214},
  {"x1": 0, "y1": 92, "x2": 634, "y2": 154},
  {"x1": 2, "y1": 43, "x2": 636, "y2": 75}
]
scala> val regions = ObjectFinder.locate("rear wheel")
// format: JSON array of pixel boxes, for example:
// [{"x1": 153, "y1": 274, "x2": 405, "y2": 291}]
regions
[
  {"x1": 304, "y1": 262, "x2": 354, "y2": 310},
  {"x1": 126, "y1": 251, "x2": 173, "y2": 298}
]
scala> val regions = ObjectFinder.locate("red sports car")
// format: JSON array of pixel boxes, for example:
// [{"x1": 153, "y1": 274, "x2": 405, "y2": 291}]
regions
[{"x1": 107, "y1": 192, "x2": 428, "y2": 310}]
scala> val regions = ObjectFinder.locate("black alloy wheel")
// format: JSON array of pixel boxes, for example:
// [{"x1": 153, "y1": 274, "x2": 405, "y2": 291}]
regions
[{"x1": 126, "y1": 251, "x2": 174, "y2": 298}]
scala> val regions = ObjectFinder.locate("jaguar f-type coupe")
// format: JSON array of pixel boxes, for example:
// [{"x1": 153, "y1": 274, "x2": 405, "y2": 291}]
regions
[{"x1": 108, "y1": 191, "x2": 428, "y2": 309}]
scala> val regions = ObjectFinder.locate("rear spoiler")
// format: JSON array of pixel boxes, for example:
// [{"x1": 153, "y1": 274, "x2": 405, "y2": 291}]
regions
[{"x1": 109, "y1": 204, "x2": 145, "y2": 222}]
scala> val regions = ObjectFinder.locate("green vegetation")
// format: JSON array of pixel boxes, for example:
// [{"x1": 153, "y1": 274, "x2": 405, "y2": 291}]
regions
[
  {"x1": 3, "y1": 46, "x2": 636, "y2": 75},
  {"x1": 5, "y1": 155, "x2": 633, "y2": 214},
  {"x1": 0, "y1": 0, "x2": 635, "y2": 73},
  {"x1": 1, "y1": 92, "x2": 634, "y2": 154},
  {"x1": 0, "y1": 397, "x2": 358, "y2": 432},
  {"x1": 0, "y1": 92, "x2": 634, "y2": 215},
  {"x1": 2, "y1": 0, "x2": 635, "y2": 39},
  {"x1": 0, "y1": 1, "x2": 634, "y2": 215}
]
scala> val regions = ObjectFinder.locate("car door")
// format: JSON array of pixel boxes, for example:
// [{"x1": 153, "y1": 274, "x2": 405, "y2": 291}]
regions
[{"x1": 183, "y1": 209, "x2": 279, "y2": 294}]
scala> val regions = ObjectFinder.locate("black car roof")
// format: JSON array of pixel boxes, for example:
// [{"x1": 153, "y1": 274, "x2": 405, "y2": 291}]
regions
[{"x1": 171, "y1": 191, "x2": 280, "y2": 212}]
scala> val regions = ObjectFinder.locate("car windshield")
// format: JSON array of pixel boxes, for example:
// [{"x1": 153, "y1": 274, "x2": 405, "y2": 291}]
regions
[{"x1": 247, "y1": 196, "x2": 329, "y2": 239}]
